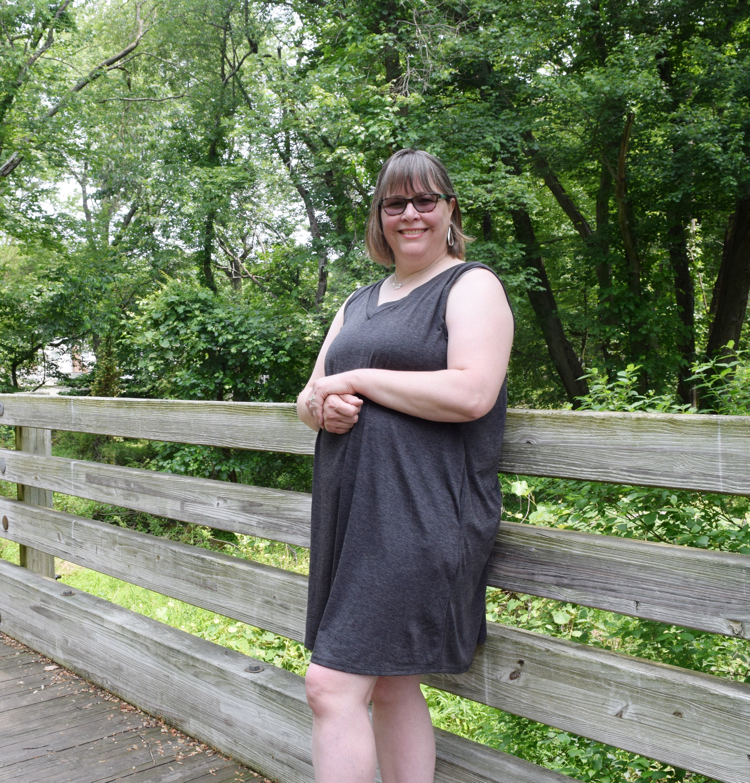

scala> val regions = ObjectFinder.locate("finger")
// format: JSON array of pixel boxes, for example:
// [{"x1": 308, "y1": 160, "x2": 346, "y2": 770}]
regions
[{"x1": 329, "y1": 400, "x2": 359, "y2": 417}]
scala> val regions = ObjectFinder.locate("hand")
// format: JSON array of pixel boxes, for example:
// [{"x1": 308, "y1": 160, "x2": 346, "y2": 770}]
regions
[
  {"x1": 307, "y1": 372, "x2": 358, "y2": 428},
  {"x1": 321, "y1": 393, "x2": 363, "y2": 434}
]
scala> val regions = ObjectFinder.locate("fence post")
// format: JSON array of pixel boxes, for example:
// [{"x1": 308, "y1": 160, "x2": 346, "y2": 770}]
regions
[{"x1": 16, "y1": 426, "x2": 55, "y2": 578}]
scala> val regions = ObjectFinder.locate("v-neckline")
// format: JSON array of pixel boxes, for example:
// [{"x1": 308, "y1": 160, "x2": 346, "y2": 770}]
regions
[{"x1": 367, "y1": 264, "x2": 464, "y2": 318}]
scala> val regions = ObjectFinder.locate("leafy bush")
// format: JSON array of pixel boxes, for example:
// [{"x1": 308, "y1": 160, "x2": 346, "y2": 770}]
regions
[
  {"x1": 573, "y1": 363, "x2": 694, "y2": 413},
  {"x1": 688, "y1": 343, "x2": 750, "y2": 415},
  {"x1": 126, "y1": 278, "x2": 320, "y2": 403}
]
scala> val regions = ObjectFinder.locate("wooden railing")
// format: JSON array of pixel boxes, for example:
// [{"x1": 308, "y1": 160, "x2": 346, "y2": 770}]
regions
[{"x1": 0, "y1": 393, "x2": 749, "y2": 783}]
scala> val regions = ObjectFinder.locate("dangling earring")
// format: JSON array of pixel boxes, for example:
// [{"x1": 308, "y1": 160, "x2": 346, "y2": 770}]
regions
[{"x1": 447, "y1": 224, "x2": 454, "y2": 247}]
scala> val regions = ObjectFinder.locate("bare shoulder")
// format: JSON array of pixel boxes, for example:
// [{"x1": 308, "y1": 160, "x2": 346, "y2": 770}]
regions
[
  {"x1": 446, "y1": 266, "x2": 512, "y2": 323},
  {"x1": 450, "y1": 265, "x2": 505, "y2": 295}
]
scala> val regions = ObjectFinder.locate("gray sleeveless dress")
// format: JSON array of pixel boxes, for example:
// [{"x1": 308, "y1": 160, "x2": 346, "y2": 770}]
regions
[{"x1": 305, "y1": 262, "x2": 510, "y2": 676}]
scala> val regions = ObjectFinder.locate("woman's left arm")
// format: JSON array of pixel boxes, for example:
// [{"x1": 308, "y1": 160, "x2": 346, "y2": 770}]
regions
[{"x1": 311, "y1": 268, "x2": 514, "y2": 426}]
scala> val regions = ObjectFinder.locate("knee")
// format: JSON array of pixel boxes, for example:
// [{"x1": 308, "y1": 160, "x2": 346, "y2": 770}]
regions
[
  {"x1": 305, "y1": 664, "x2": 336, "y2": 716},
  {"x1": 305, "y1": 664, "x2": 373, "y2": 718}
]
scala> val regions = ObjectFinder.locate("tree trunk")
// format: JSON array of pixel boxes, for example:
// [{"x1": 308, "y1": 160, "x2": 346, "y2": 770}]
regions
[
  {"x1": 706, "y1": 188, "x2": 750, "y2": 358},
  {"x1": 201, "y1": 211, "x2": 218, "y2": 293},
  {"x1": 666, "y1": 209, "x2": 697, "y2": 404},
  {"x1": 510, "y1": 207, "x2": 589, "y2": 403}
]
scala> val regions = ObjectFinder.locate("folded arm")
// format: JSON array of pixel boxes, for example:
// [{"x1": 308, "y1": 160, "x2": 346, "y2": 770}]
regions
[{"x1": 299, "y1": 268, "x2": 513, "y2": 431}]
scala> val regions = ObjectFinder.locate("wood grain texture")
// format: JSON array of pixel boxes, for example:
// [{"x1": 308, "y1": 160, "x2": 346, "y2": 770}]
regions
[
  {"x1": 0, "y1": 448, "x2": 312, "y2": 548},
  {"x1": 0, "y1": 496, "x2": 308, "y2": 642},
  {"x1": 14, "y1": 427, "x2": 55, "y2": 579},
  {"x1": 0, "y1": 560, "x2": 581, "y2": 783},
  {"x1": 3, "y1": 454, "x2": 749, "y2": 638},
  {"x1": 491, "y1": 521, "x2": 750, "y2": 639},
  {"x1": 2, "y1": 396, "x2": 750, "y2": 494},
  {"x1": 425, "y1": 621, "x2": 750, "y2": 783},
  {"x1": 0, "y1": 394, "x2": 317, "y2": 454},
  {"x1": 500, "y1": 408, "x2": 750, "y2": 495},
  {"x1": 2, "y1": 497, "x2": 749, "y2": 781}
]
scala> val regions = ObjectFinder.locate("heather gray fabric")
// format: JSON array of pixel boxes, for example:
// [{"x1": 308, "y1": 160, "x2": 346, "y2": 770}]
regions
[{"x1": 305, "y1": 262, "x2": 509, "y2": 675}]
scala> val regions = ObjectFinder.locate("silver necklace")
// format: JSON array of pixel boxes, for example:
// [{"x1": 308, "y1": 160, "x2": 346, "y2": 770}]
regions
[{"x1": 391, "y1": 256, "x2": 444, "y2": 289}]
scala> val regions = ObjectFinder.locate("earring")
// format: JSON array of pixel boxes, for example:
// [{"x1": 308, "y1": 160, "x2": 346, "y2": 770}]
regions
[{"x1": 447, "y1": 225, "x2": 454, "y2": 247}]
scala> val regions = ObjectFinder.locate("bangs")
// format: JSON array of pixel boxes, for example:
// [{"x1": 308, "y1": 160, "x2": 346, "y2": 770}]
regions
[{"x1": 377, "y1": 150, "x2": 452, "y2": 197}]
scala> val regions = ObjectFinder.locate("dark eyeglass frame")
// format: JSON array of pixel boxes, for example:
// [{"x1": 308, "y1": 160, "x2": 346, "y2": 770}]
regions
[{"x1": 379, "y1": 192, "x2": 451, "y2": 216}]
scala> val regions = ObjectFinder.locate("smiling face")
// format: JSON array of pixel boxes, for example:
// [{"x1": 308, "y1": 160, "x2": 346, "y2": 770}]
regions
[
  {"x1": 380, "y1": 182, "x2": 455, "y2": 268},
  {"x1": 365, "y1": 149, "x2": 466, "y2": 267}
]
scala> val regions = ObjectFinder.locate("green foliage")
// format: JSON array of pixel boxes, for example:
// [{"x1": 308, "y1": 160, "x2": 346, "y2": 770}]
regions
[
  {"x1": 127, "y1": 278, "x2": 318, "y2": 403},
  {"x1": 53, "y1": 430, "x2": 157, "y2": 467},
  {"x1": 689, "y1": 343, "x2": 750, "y2": 415},
  {"x1": 573, "y1": 363, "x2": 695, "y2": 413},
  {"x1": 147, "y1": 442, "x2": 313, "y2": 493}
]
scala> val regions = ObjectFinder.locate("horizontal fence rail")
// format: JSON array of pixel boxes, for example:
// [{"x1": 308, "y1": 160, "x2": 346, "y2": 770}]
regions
[
  {"x1": 491, "y1": 522, "x2": 750, "y2": 638},
  {"x1": 0, "y1": 448, "x2": 313, "y2": 548},
  {"x1": 1, "y1": 495, "x2": 750, "y2": 781},
  {"x1": 499, "y1": 408, "x2": 750, "y2": 495},
  {"x1": 0, "y1": 395, "x2": 317, "y2": 454},
  {"x1": 2, "y1": 453, "x2": 748, "y2": 638},
  {"x1": 2, "y1": 394, "x2": 750, "y2": 494}
]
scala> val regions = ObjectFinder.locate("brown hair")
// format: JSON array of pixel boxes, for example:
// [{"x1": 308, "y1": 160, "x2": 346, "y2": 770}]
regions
[{"x1": 365, "y1": 149, "x2": 470, "y2": 266}]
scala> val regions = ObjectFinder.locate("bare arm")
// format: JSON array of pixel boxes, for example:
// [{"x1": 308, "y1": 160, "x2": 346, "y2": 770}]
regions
[
  {"x1": 297, "y1": 297, "x2": 363, "y2": 433},
  {"x1": 308, "y1": 268, "x2": 513, "y2": 424}
]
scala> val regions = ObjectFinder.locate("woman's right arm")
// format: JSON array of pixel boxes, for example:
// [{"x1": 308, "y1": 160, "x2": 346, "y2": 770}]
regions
[{"x1": 296, "y1": 298, "x2": 362, "y2": 433}]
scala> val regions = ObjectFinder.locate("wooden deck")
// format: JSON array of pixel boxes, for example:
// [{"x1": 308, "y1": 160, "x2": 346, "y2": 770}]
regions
[{"x1": 0, "y1": 634, "x2": 265, "y2": 783}]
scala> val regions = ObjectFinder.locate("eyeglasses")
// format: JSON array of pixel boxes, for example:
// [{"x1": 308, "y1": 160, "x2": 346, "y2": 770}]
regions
[{"x1": 379, "y1": 193, "x2": 451, "y2": 216}]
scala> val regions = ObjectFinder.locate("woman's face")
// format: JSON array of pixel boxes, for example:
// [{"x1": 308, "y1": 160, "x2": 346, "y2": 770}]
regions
[{"x1": 380, "y1": 180, "x2": 455, "y2": 267}]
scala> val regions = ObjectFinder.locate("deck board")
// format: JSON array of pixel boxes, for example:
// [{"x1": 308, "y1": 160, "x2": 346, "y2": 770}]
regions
[{"x1": 0, "y1": 634, "x2": 266, "y2": 783}]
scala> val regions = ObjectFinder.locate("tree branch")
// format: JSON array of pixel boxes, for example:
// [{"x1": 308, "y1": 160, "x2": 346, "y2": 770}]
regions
[
  {"x1": 612, "y1": 112, "x2": 641, "y2": 296},
  {"x1": 522, "y1": 130, "x2": 593, "y2": 240},
  {"x1": 0, "y1": 2, "x2": 151, "y2": 178},
  {"x1": 98, "y1": 93, "x2": 186, "y2": 103}
]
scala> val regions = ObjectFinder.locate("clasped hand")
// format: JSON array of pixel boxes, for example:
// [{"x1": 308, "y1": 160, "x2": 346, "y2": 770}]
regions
[{"x1": 306, "y1": 374, "x2": 362, "y2": 434}]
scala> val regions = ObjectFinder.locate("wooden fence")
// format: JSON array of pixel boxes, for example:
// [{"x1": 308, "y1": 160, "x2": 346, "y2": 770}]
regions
[{"x1": 0, "y1": 393, "x2": 749, "y2": 783}]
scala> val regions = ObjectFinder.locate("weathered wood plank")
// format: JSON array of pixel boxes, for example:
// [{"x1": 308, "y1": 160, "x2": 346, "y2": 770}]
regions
[
  {"x1": 0, "y1": 559, "x2": 580, "y2": 783},
  {"x1": 0, "y1": 394, "x2": 317, "y2": 454},
  {"x1": 0, "y1": 725, "x2": 233, "y2": 783},
  {"x1": 491, "y1": 521, "x2": 750, "y2": 639},
  {"x1": 0, "y1": 679, "x2": 90, "y2": 713},
  {"x1": 0, "y1": 497, "x2": 309, "y2": 642},
  {"x1": 2, "y1": 699, "x2": 119, "y2": 741},
  {"x1": 0, "y1": 448, "x2": 312, "y2": 548},
  {"x1": 425, "y1": 622, "x2": 750, "y2": 783},
  {"x1": 1, "y1": 709, "x2": 139, "y2": 768},
  {"x1": 3, "y1": 395, "x2": 750, "y2": 494},
  {"x1": 2, "y1": 499, "x2": 749, "y2": 780},
  {"x1": 3, "y1": 490, "x2": 749, "y2": 639},
  {"x1": 0, "y1": 635, "x2": 257, "y2": 783},
  {"x1": 499, "y1": 408, "x2": 750, "y2": 495},
  {"x1": 14, "y1": 427, "x2": 55, "y2": 578}
]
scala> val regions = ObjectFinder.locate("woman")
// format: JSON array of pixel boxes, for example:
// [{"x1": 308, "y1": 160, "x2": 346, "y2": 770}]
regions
[{"x1": 297, "y1": 149, "x2": 514, "y2": 783}]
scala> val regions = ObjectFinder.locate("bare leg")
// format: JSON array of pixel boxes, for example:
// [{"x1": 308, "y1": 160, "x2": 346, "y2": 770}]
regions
[
  {"x1": 371, "y1": 675, "x2": 436, "y2": 783},
  {"x1": 305, "y1": 662, "x2": 378, "y2": 783}
]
